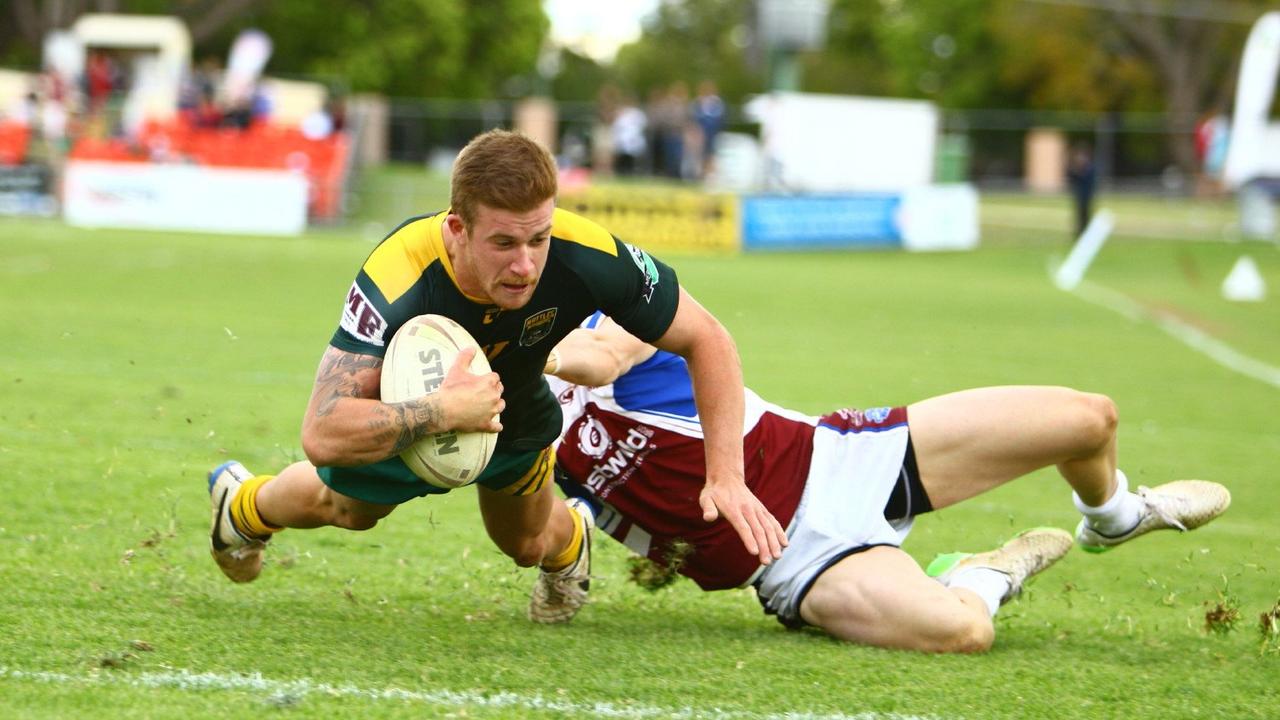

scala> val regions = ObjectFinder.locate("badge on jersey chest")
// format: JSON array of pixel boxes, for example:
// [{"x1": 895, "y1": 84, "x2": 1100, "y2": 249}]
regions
[{"x1": 520, "y1": 308, "x2": 558, "y2": 347}]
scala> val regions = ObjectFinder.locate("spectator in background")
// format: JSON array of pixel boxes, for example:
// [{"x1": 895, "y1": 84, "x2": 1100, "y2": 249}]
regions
[
  {"x1": 180, "y1": 56, "x2": 222, "y2": 121},
  {"x1": 692, "y1": 80, "x2": 725, "y2": 180},
  {"x1": 592, "y1": 84, "x2": 620, "y2": 176},
  {"x1": 6, "y1": 91, "x2": 38, "y2": 126},
  {"x1": 37, "y1": 70, "x2": 72, "y2": 162},
  {"x1": 644, "y1": 86, "x2": 667, "y2": 175},
  {"x1": 192, "y1": 89, "x2": 223, "y2": 129},
  {"x1": 1066, "y1": 143, "x2": 1097, "y2": 240},
  {"x1": 84, "y1": 51, "x2": 117, "y2": 114},
  {"x1": 249, "y1": 85, "x2": 273, "y2": 125},
  {"x1": 647, "y1": 82, "x2": 690, "y2": 178},
  {"x1": 1194, "y1": 110, "x2": 1229, "y2": 194},
  {"x1": 222, "y1": 97, "x2": 253, "y2": 130},
  {"x1": 611, "y1": 93, "x2": 647, "y2": 176},
  {"x1": 664, "y1": 81, "x2": 691, "y2": 179},
  {"x1": 327, "y1": 97, "x2": 347, "y2": 134}
]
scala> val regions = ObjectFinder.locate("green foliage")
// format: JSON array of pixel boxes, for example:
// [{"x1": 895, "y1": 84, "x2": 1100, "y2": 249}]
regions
[
  {"x1": 198, "y1": 0, "x2": 546, "y2": 98},
  {"x1": 1, "y1": 0, "x2": 548, "y2": 98},
  {"x1": 813, "y1": 0, "x2": 1156, "y2": 111},
  {"x1": 549, "y1": 49, "x2": 614, "y2": 103},
  {"x1": 990, "y1": 3, "x2": 1160, "y2": 113},
  {"x1": 815, "y1": 0, "x2": 1005, "y2": 106},
  {"x1": 612, "y1": 0, "x2": 762, "y2": 101}
]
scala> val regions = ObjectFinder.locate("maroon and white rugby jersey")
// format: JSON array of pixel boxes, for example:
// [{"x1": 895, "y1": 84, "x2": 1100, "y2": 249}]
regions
[{"x1": 550, "y1": 346, "x2": 815, "y2": 590}]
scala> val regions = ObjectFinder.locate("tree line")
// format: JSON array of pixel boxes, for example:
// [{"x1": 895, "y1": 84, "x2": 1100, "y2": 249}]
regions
[{"x1": 2, "y1": 0, "x2": 1268, "y2": 173}]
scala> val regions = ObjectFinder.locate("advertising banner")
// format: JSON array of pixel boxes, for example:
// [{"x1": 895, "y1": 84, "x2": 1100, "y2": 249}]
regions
[
  {"x1": 741, "y1": 193, "x2": 901, "y2": 250},
  {"x1": 559, "y1": 186, "x2": 738, "y2": 254},
  {"x1": 741, "y1": 185, "x2": 978, "y2": 252},
  {"x1": 0, "y1": 164, "x2": 56, "y2": 217},
  {"x1": 64, "y1": 161, "x2": 308, "y2": 235}
]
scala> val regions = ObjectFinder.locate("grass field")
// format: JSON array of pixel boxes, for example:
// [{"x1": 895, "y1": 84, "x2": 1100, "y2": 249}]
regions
[{"x1": 2, "y1": 192, "x2": 1279, "y2": 719}]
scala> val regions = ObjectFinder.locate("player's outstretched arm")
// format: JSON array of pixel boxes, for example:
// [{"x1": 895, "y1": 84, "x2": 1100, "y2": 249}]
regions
[
  {"x1": 546, "y1": 316, "x2": 657, "y2": 386},
  {"x1": 301, "y1": 346, "x2": 504, "y2": 467},
  {"x1": 653, "y1": 289, "x2": 787, "y2": 564}
]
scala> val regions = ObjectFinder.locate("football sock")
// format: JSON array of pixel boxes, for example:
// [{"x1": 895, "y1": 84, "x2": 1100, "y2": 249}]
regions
[
  {"x1": 1073, "y1": 469, "x2": 1143, "y2": 536},
  {"x1": 541, "y1": 503, "x2": 585, "y2": 573},
  {"x1": 946, "y1": 567, "x2": 1011, "y2": 617},
  {"x1": 231, "y1": 475, "x2": 282, "y2": 539}
]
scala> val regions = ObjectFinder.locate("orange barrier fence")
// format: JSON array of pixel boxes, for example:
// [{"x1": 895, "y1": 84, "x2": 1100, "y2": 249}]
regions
[{"x1": 68, "y1": 119, "x2": 350, "y2": 219}]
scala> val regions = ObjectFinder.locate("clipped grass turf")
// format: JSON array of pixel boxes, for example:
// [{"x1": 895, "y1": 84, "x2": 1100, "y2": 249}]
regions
[{"x1": 1, "y1": 203, "x2": 1278, "y2": 718}]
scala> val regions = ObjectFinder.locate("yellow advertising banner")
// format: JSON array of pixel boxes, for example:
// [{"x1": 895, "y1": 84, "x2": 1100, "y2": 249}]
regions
[{"x1": 559, "y1": 186, "x2": 740, "y2": 255}]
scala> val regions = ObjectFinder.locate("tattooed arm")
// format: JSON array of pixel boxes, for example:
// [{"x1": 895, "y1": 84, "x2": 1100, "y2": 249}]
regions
[{"x1": 300, "y1": 346, "x2": 504, "y2": 467}]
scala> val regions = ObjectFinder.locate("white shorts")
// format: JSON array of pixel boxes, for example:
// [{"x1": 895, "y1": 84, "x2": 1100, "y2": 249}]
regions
[{"x1": 752, "y1": 421, "x2": 914, "y2": 627}]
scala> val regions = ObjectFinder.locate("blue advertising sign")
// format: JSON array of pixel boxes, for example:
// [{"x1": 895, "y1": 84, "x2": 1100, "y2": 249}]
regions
[{"x1": 740, "y1": 193, "x2": 903, "y2": 250}]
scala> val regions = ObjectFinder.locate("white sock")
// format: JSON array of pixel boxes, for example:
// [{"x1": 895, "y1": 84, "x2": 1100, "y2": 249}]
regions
[
  {"x1": 1073, "y1": 469, "x2": 1143, "y2": 536},
  {"x1": 944, "y1": 567, "x2": 1011, "y2": 617}
]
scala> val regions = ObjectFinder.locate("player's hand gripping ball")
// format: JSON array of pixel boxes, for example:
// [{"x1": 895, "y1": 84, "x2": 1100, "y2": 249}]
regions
[{"x1": 380, "y1": 314, "x2": 498, "y2": 488}]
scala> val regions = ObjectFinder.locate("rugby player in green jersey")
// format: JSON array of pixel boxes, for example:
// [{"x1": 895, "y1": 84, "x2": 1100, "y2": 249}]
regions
[{"x1": 206, "y1": 130, "x2": 787, "y2": 623}]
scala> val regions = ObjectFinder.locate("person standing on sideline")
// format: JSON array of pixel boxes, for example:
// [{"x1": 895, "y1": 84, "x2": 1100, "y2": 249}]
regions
[
  {"x1": 692, "y1": 80, "x2": 725, "y2": 180},
  {"x1": 1066, "y1": 143, "x2": 1097, "y2": 239},
  {"x1": 611, "y1": 93, "x2": 647, "y2": 177},
  {"x1": 206, "y1": 130, "x2": 786, "y2": 624}
]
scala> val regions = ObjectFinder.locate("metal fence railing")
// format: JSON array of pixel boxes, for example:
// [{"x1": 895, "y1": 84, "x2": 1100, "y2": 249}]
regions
[{"x1": 379, "y1": 97, "x2": 1204, "y2": 193}]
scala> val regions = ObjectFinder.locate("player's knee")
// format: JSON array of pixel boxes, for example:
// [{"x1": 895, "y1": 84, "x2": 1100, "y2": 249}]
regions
[
  {"x1": 1076, "y1": 392, "x2": 1119, "y2": 449},
  {"x1": 931, "y1": 617, "x2": 994, "y2": 654},
  {"x1": 324, "y1": 490, "x2": 393, "y2": 531},
  {"x1": 333, "y1": 511, "x2": 381, "y2": 531},
  {"x1": 502, "y1": 538, "x2": 546, "y2": 567}
]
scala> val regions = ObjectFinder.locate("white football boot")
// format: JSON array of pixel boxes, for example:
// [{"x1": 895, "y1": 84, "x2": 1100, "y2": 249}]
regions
[
  {"x1": 208, "y1": 460, "x2": 270, "y2": 583},
  {"x1": 1076, "y1": 480, "x2": 1231, "y2": 553},
  {"x1": 930, "y1": 527, "x2": 1074, "y2": 606},
  {"x1": 529, "y1": 498, "x2": 594, "y2": 624}
]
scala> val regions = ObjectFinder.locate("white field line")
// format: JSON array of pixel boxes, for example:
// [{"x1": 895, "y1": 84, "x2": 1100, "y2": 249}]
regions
[
  {"x1": 1072, "y1": 280, "x2": 1280, "y2": 390},
  {"x1": 0, "y1": 666, "x2": 938, "y2": 720}
]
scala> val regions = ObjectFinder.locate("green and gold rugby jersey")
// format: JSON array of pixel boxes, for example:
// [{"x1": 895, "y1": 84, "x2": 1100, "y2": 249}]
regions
[{"x1": 330, "y1": 208, "x2": 680, "y2": 453}]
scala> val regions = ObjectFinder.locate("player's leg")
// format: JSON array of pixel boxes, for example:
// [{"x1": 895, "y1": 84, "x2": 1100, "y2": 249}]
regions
[
  {"x1": 801, "y1": 528, "x2": 1074, "y2": 652},
  {"x1": 907, "y1": 385, "x2": 1119, "y2": 509},
  {"x1": 256, "y1": 461, "x2": 397, "y2": 530},
  {"x1": 909, "y1": 386, "x2": 1230, "y2": 550},
  {"x1": 474, "y1": 447, "x2": 570, "y2": 565},
  {"x1": 478, "y1": 477, "x2": 594, "y2": 624},
  {"x1": 208, "y1": 459, "x2": 404, "y2": 583},
  {"x1": 477, "y1": 478, "x2": 569, "y2": 566},
  {"x1": 798, "y1": 546, "x2": 994, "y2": 653},
  {"x1": 473, "y1": 447, "x2": 594, "y2": 622}
]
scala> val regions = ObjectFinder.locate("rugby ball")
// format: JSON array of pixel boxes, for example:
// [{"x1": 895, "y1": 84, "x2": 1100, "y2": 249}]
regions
[{"x1": 380, "y1": 314, "x2": 498, "y2": 488}]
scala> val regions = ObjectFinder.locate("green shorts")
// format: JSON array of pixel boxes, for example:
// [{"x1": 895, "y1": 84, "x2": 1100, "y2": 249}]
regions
[{"x1": 317, "y1": 445, "x2": 554, "y2": 505}]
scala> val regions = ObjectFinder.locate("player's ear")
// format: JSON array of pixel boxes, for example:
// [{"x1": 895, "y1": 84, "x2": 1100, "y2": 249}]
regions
[{"x1": 445, "y1": 213, "x2": 467, "y2": 239}]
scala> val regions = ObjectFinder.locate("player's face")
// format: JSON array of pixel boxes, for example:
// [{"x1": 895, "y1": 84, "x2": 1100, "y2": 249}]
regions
[{"x1": 455, "y1": 198, "x2": 554, "y2": 310}]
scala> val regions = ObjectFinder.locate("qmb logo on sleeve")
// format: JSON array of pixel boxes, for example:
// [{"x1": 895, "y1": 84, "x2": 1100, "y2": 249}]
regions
[{"x1": 340, "y1": 282, "x2": 388, "y2": 345}]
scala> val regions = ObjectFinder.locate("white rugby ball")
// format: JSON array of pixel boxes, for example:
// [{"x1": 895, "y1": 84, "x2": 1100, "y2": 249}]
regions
[{"x1": 380, "y1": 314, "x2": 498, "y2": 488}]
